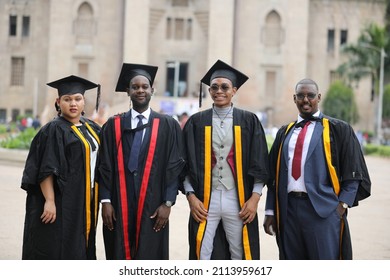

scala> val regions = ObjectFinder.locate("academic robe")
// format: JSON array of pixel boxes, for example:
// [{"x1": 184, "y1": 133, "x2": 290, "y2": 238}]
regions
[
  {"x1": 265, "y1": 115, "x2": 371, "y2": 259},
  {"x1": 182, "y1": 108, "x2": 269, "y2": 260},
  {"x1": 21, "y1": 116, "x2": 101, "y2": 260},
  {"x1": 98, "y1": 110, "x2": 185, "y2": 260}
]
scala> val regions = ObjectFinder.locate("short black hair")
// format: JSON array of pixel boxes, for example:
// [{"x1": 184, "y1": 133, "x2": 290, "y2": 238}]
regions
[{"x1": 295, "y1": 78, "x2": 319, "y2": 92}]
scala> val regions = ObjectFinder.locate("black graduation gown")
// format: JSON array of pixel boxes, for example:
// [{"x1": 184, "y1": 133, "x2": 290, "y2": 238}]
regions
[
  {"x1": 266, "y1": 115, "x2": 371, "y2": 259},
  {"x1": 98, "y1": 110, "x2": 185, "y2": 260},
  {"x1": 182, "y1": 108, "x2": 269, "y2": 260},
  {"x1": 21, "y1": 116, "x2": 101, "y2": 260}
]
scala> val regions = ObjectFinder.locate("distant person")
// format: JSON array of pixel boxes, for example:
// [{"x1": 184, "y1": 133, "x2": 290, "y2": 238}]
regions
[
  {"x1": 92, "y1": 102, "x2": 109, "y2": 126},
  {"x1": 26, "y1": 116, "x2": 33, "y2": 128},
  {"x1": 179, "y1": 112, "x2": 189, "y2": 129},
  {"x1": 19, "y1": 117, "x2": 27, "y2": 131},
  {"x1": 263, "y1": 78, "x2": 371, "y2": 259},
  {"x1": 21, "y1": 75, "x2": 101, "y2": 259},
  {"x1": 32, "y1": 115, "x2": 41, "y2": 130}
]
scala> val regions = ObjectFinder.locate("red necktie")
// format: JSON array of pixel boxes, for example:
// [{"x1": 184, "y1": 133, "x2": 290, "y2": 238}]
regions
[{"x1": 292, "y1": 121, "x2": 310, "y2": 180}]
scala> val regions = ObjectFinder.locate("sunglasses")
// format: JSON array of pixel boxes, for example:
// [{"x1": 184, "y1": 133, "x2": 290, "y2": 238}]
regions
[{"x1": 209, "y1": 84, "x2": 232, "y2": 93}]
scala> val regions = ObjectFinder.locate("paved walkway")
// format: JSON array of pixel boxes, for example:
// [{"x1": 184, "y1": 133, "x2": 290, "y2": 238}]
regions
[{"x1": 0, "y1": 148, "x2": 389, "y2": 260}]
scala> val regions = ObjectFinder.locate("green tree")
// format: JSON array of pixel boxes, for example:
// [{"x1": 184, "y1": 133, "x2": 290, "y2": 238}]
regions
[
  {"x1": 337, "y1": 23, "x2": 388, "y2": 98},
  {"x1": 322, "y1": 81, "x2": 359, "y2": 124},
  {"x1": 337, "y1": 22, "x2": 389, "y2": 142}
]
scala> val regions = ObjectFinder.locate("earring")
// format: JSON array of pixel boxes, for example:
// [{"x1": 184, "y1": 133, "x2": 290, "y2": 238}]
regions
[
  {"x1": 55, "y1": 102, "x2": 61, "y2": 116},
  {"x1": 81, "y1": 111, "x2": 85, "y2": 116}
]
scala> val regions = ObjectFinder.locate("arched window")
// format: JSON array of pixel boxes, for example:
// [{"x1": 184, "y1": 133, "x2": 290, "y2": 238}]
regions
[
  {"x1": 172, "y1": 0, "x2": 189, "y2": 7},
  {"x1": 74, "y1": 2, "x2": 95, "y2": 44},
  {"x1": 263, "y1": 10, "x2": 283, "y2": 52}
]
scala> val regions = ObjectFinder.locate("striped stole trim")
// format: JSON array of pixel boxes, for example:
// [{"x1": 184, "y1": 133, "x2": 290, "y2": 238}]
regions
[
  {"x1": 135, "y1": 118, "x2": 160, "y2": 250},
  {"x1": 234, "y1": 126, "x2": 252, "y2": 260},
  {"x1": 322, "y1": 118, "x2": 340, "y2": 195},
  {"x1": 114, "y1": 116, "x2": 131, "y2": 259},
  {"x1": 275, "y1": 122, "x2": 295, "y2": 233},
  {"x1": 85, "y1": 122, "x2": 100, "y2": 228},
  {"x1": 71, "y1": 125, "x2": 92, "y2": 248},
  {"x1": 195, "y1": 126, "x2": 212, "y2": 259}
]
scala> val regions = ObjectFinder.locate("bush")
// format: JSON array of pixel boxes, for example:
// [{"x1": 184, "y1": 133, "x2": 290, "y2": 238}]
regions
[
  {"x1": 322, "y1": 81, "x2": 359, "y2": 124},
  {"x1": 364, "y1": 144, "x2": 390, "y2": 157},
  {"x1": 0, "y1": 124, "x2": 8, "y2": 134},
  {"x1": 0, "y1": 127, "x2": 37, "y2": 149}
]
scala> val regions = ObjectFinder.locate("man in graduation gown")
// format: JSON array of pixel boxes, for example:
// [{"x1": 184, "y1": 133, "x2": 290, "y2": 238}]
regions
[
  {"x1": 182, "y1": 60, "x2": 269, "y2": 260},
  {"x1": 21, "y1": 75, "x2": 101, "y2": 259},
  {"x1": 98, "y1": 63, "x2": 185, "y2": 260},
  {"x1": 263, "y1": 78, "x2": 371, "y2": 259}
]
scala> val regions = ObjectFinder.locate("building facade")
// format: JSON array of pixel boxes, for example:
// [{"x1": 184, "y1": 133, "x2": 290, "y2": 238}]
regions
[{"x1": 0, "y1": 0, "x2": 386, "y2": 131}]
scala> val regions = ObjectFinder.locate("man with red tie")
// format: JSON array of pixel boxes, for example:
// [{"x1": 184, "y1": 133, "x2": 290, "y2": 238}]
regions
[{"x1": 263, "y1": 78, "x2": 371, "y2": 259}]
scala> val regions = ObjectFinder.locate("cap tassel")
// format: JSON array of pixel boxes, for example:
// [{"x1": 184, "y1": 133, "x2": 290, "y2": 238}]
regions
[
  {"x1": 95, "y1": 84, "x2": 101, "y2": 112},
  {"x1": 199, "y1": 82, "x2": 202, "y2": 108}
]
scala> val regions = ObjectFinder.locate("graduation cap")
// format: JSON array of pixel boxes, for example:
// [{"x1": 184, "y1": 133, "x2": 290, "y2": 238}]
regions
[
  {"x1": 115, "y1": 63, "x2": 158, "y2": 92},
  {"x1": 47, "y1": 75, "x2": 101, "y2": 112},
  {"x1": 199, "y1": 59, "x2": 249, "y2": 107}
]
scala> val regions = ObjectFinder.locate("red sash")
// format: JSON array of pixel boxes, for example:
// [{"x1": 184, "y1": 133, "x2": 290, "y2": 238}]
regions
[{"x1": 114, "y1": 116, "x2": 160, "y2": 259}]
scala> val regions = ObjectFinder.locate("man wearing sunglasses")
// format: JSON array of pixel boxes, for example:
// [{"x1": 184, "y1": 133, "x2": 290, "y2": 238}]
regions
[
  {"x1": 181, "y1": 60, "x2": 269, "y2": 260},
  {"x1": 263, "y1": 78, "x2": 371, "y2": 260}
]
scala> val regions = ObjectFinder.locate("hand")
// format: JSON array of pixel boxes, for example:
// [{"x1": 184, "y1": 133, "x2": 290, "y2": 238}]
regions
[
  {"x1": 150, "y1": 204, "x2": 171, "y2": 232},
  {"x1": 102, "y1": 202, "x2": 116, "y2": 231},
  {"x1": 263, "y1": 215, "x2": 276, "y2": 236},
  {"x1": 187, "y1": 193, "x2": 208, "y2": 223},
  {"x1": 337, "y1": 203, "x2": 347, "y2": 218},
  {"x1": 41, "y1": 199, "x2": 56, "y2": 224},
  {"x1": 239, "y1": 192, "x2": 260, "y2": 224}
]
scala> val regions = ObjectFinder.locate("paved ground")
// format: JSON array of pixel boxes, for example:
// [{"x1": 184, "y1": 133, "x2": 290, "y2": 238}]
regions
[{"x1": 0, "y1": 149, "x2": 389, "y2": 260}]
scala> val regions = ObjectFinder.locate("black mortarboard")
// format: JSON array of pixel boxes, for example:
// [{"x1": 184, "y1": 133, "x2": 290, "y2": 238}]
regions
[
  {"x1": 47, "y1": 75, "x2": 101, "y2": 112},
  {"x1": 199, "y1": 59, "x2": 249, "y2": 107},
  {"x1": 115, "y1": 63, "x2": 158, "y2": 92}
]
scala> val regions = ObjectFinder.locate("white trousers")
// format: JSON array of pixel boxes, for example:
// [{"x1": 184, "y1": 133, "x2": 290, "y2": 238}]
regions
[{"x1": 200, "y1": 188, "x2": 243, "y2": 260}]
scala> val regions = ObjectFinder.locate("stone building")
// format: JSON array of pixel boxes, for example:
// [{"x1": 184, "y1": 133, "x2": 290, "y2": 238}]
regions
[{"x1": 0, "y1": 0, "x2": 386, "y2": 132}]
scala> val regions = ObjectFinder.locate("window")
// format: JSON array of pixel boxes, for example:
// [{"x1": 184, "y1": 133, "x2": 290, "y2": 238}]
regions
[
  {"x1": 166, "y1": 17, "x2": 172, "y2": 39},
  {"x1": 330, "y1": 70, "x2": 341, "y2": 84},
  {"x1": 327, "y1": 29, "x2": 335, "y2": 52},
  {"x1": 11, "y1": 57, "x2": 25, "y2": 86},
  {"x1": 340, "y1": 29, "x2": 348, "y2": 45},
  {"x1": 175, "y1": 18, "x2": 184, "y2": 40},
  {"x1": 186, "y1": 19, "x2": 192, "y2": 40},
  {"x1": 265, "y1": 71, "x2": 277, "y2": 97},
  {"x1": 166, "y1": 17, "x2": 192, "y2": 40},
  {"x1": 78, "y1": 63, "x2": 89, "y2": 78},
  {"x1": 172, "y1": 0, "x2": 189, "y2": 7},
  {"x1": 165, "y1": 61, "x2": 188, "y2": 97},
  {"x1": 25, "y1": 109, "x2": 33, "y2": 117},
  {"x1": 74, "y1": 2, "x2": 95, "y2": 43},
  {"x1": 0, "y1": 109, "x2": 6, "y2": 124},
  {"x1": 22, "y1": 16, "x2": 30, "y2": 37},
  {"x1": 9, "y1": 15, "x2": 17, "y2": 36},
  {"x1": 12, "y1": 109, "x2": 20, "y2": 122},
  {"x1": 264, "y1": 11, "x2": 283, "y2": 50}
]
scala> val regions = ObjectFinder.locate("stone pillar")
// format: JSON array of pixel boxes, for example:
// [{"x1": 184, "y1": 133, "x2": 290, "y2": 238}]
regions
[
  {"x1": 123, "y1": 0, "x2": 150, "y2": 63},
  {"x1": 207, "y1": 0, "x2": 235, "y2": 65}
]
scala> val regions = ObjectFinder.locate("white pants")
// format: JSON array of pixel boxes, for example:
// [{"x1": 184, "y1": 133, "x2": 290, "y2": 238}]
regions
[{"x1": 200, "y1": 188, "x2": 243, "y2": 260}]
